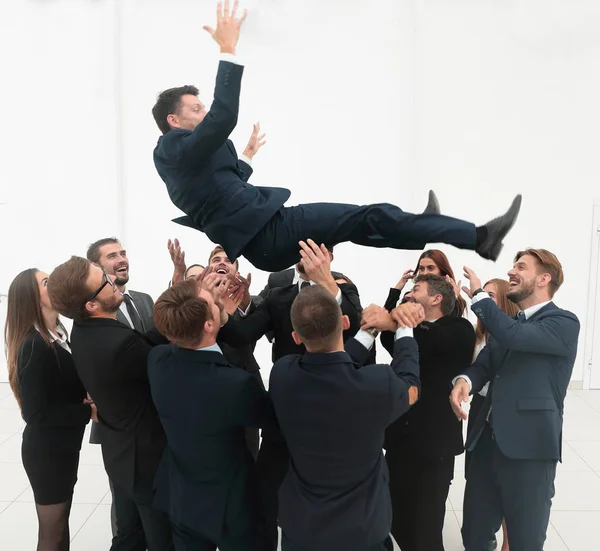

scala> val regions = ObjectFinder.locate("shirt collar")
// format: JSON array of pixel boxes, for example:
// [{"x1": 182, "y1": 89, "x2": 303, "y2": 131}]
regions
[
  {"x1": 195, "y1": 343, "x2": 223, "y2": 354},
  {"x1": 520, "y1": 301, "x2": 551, "y2": 320}
]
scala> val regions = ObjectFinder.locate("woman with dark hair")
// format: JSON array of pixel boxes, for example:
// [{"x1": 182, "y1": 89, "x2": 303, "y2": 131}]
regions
[
  {"x1": 388, "y1": 249, "x2": 467, "y2": 316},
  {"x1": 5, "y1": 269, "x2": 96, "y2": 551},
  {"x1": 466, "y1": 277, "x2": 518, "y2": 551}
]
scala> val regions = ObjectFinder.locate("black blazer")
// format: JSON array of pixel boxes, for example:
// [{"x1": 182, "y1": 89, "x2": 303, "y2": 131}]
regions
[
  {"x1": 269, "y1": 336, "x2": 420, "y2": 551},
  {"x1": 219, "y1": 283, "x2": 363, "y2": 363},
  {"x1": 217, "y1": 299, "x2": 261, "y2": 374},
  {"x1": 116, "y1": 289, "x2": 154, "y2": 330},
  {"x1": 462, "y1": 299, "x2": 579, "y2": 461},
  {"x1": 148, "y1": 345, "x2": 275, "y2": 542},
  {"x1": 154, "y1": 60, "x2": 290, "y2": 261},
  {"x1": 70, "y1": 317, "x2": 168, "y2": 502},
  {"x1": 381, "y1": 315, "x2": 476, "y2": 457},
  {"x1": 258, "y1": 268, "x2": 350, "y2": 298},
  {"x1": 18, "y1": 332, "x2": 90, "y2": 452}
]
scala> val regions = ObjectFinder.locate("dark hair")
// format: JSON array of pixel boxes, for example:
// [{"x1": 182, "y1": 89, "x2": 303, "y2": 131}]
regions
[
  {"x1": 5, "y1": 269, "x2": 66, "y2": 407},
  {"x1": 87, "y1": 237, "x2": 120, "y2": 264},
  {"x1": 184, "y1": 264, "x2": 205, "y2": 279},
  {"x1": 514, "y1": 248, "x2": 564, "y2": 297},
  {"x1": 413, "y1": 249, "x2": 466, "y2": 316},
  {"x1": 47, "y1": 256, "x2": 93, "y2": 322},
  {"x1": 290, "y1": 286, "x2": 342, "y2": 352},
  {"x1": 413, "y1": 274, "x2": 456, "y2": 316},
  {"x1": 475, "y1": 278, "x2": 519, "y2": 347},
  {"x1": 153, "y1": 279, "x2": 212, "y2": 346},
  {"x1": 152, "y1": 85, "x2": 200, "y2": 135},
  {"x1": 208, "y1": 245, "x2": 239, "y2": 271}
]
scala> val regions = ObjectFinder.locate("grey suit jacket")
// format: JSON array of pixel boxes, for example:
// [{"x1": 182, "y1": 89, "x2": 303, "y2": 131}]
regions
[
  {"x1": 90, "y1": 289, "x2": 155, "y2": 445},
  {"x1": 463, "y1": 298, "x2": 580, "y2": 461}
]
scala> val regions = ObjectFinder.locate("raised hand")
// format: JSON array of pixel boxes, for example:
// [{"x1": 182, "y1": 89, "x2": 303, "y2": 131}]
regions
[
  {"x1": 445, "y1": 274, "x2": 462, "y2": 298},
  {"x1": 449, "y1": 378, "x2": 471, "y2": 421},
  {"x1": 195, "y1": 266, "x2": 221, "y2": 298},
  {"x1": 298, "y1": 239, "x2": 338, "y2": 296},
  {"x1": 243, "y1": 123, "x2": 266, "y2": 161},
  {"x1": 203, "y1": 0, "x2": 247, "y2": 55},
  {"x1": 361, "y1": 304, "x2": 398, "y2": 333},
  {"x1": 226, "y1": 272, "x2": 252, "y2": 310},
  {"x1": 390, "y1": 302, "x2": 425, "y2": 328},
  {"x1": 394, "y1": 269, "x2": 414, "y2": 291},
  {"x1": 462, "y1": 266, "x2": 482, "y2": 298},
  {"x1": 168, "y1": 238, "x2": 187, "y2": 284}
]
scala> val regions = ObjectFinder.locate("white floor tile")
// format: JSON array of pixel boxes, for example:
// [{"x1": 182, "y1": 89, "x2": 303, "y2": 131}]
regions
[
  {"x1": 0, "y1": 502, "x2": 12, "y2": 515},
  {"x1": 0, "y1": 432, "x2": 16, "y2": 446},
  {"x1": 70, "y1": 504, "x2": 113, "y2": 551},
  {"x1": 558, "y1": 441, "x2": 594, "y2": 472},
  {"x1": 78, "y1": 440, "x2": 105, "y2": 467},
  {"x1": 72, "y1": 465, "x2": 110, "y2": 504},
  {"x1": 101, "y1": 489, "x2": 112, "y2": 504},
  {"x1": 552, "y1": 470, "x2": 600, "y2": 511},
  {"x1": 0, "y1": 408, "x2": 26, "y2": 433},
  {"x1": 551, "y1": 511, "x2": 600, "y2": 551},
  {"x1": 568, "y1": 440, "x2": 600, "y2": 471},
  {"x1": 0, "y1": 432, "x2": 22, "y2": 463},
  {"x1": 0, "y1": 462, "x2": 30, "y2": 501}
]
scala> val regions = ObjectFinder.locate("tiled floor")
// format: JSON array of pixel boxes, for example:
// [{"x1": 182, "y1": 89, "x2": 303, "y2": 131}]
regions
[{"x1": 0, "y1": 382, "x2": 598, "y2": 550}]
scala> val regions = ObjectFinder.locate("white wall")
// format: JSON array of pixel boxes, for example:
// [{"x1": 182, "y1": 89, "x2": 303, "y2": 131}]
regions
[{"x1": 1, "y1": 0, "x2": 599, "y2": 384}]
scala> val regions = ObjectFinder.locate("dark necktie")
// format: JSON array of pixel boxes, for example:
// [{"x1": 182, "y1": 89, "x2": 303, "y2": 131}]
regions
[
  {"x1": 300, "y1": 281, "x2": 311, "y2": 290},
  {"x1": 123, "y1": 294, "x2": 144, "y2": 332},
  {"x1": 517, "y1": 311, "x2": 527, "y2": 324}
]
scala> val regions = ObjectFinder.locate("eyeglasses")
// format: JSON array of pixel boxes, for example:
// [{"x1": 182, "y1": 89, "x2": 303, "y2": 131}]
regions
[{"x1": 86, "y1": 270, "x2": 115, "y2": 303}]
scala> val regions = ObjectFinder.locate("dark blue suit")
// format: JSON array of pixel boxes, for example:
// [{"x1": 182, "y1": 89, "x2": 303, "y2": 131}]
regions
[
  {"x1": 154, "y1": 61, "x2": 479, "y2": 272},
  {"x1": 268, "y1": 336, "x2": 420, "y2": 551},
  {"x1": 460, "y1": 298, "x2": 580, "y2": 551},
  {"x1": 148, "y1": 344, "x2": 275, "y2": 551}
]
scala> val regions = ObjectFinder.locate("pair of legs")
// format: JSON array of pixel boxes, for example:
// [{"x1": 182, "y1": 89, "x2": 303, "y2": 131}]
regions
[
  {"x1": 110, "y1": 483, "x2": 173, "y2": 551},
  {"x1": 462, "y1": 424, "x2": 556, "y2": 551},
  {"x1": 386, "y1": 448, "x2": 455, "y2": 551},
  {"x1": 255, "y1": 438, "x2": 290, "y2": 551},
  {"x1": 242, "y1": 197, "x2": 521, "y2": 272},
  {"x1": 466, "y1": 395, "x2": 509, "y2": 551}
]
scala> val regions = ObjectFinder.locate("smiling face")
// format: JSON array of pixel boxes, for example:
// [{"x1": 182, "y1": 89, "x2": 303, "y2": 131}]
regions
[
  {"x1": 97, "y1": 243, "x2": 129, "y2": 286},
  {"x1": 85, "y1": 263, "x2": 123, "y2": 315},
  {"x1": 209, "y1": 251, "x2": 238, "y2": 283},
  {"x1": 506, "y1": 254, "x2": 542, "y2": 304},
  {"x1": 416, "y1": 257, "x2": 441, "y2": 277}
]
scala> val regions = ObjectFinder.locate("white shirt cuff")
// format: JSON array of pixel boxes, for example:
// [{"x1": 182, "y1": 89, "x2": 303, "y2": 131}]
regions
[
  {"x1": 335, "y1": 288, "x2": 342, "y2": 305},
  {"x1": 239, "y1": 154, "x2": 252, "y2": 167},
  {"x1": 471, "y1": 291, "x2": 490, "y2": 305},
  {"x1": 395, "y1": 326, "x2": 414, "y2": 340},
  {"x1": 452, "y1": 374, "x2": 473, "y2": 391},
  {"x1": 354, "y1": 330, "x2": 376, "y2": 350},
  {"x1": 220, "y1": 53, "x2": 243, "y2": 66},
  {"x1": 237, "y1": 300, "x2": 252, "y2": 317}
]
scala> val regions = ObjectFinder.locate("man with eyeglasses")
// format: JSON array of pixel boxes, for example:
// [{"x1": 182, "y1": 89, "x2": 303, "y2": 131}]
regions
[{"x1": 47, "y1": 257, "x2": 174, "y2": 551}]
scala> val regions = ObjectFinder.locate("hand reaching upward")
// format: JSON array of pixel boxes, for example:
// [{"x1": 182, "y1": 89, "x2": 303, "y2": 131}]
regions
[{"x1": 203, "y1": 0, "x2": 247, "y2": 55}]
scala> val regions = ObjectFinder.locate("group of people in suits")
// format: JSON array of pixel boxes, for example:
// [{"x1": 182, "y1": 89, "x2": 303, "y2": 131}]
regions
[{"x1": 4, "y1": 228, "x2": 580, "y2": 551}]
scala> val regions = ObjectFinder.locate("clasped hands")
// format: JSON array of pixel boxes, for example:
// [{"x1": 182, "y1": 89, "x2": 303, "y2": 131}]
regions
[{"x1": 360, "y1": 302, "x2": 425, "y2": 333}]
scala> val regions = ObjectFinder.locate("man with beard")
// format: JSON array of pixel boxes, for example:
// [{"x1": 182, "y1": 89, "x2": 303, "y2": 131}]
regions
[
  {"x1": 86, "y1": 237, "x2": 156, "y2": 535},
  {"x1": 450, "y1": 249, "x2": 580, "y2": 551},
  {"x1": 367, "y1": 274, "x2": 475, "y2": 551},
  {"x1": 87, "y1": 238, "x2": 154, "y2": 332},
  {"x1": 47, "y1": 257, "x2": 173, "y2": 551}
]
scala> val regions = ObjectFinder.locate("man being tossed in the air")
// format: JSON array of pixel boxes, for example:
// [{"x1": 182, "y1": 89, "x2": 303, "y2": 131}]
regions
[{"x1": 153, "y1": 0, "x2": 522, "y2": 273}]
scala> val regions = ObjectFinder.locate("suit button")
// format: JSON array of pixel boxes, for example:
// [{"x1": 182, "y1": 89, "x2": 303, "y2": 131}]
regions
[{"x1": 496, "y1": 375, "x2": 500, "y2": 379}]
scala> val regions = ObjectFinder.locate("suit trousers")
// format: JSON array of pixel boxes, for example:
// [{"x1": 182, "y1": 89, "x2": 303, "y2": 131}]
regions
[
  {"x1": 241, "y1": 204, "x2": 478, "y2": 272},
  {"x1": 110, "y1": 483, "x2": 173, "y2": 551},
  {"x1": 281, "y1": 532, "x2": 393, "y2": 551},
  {"x1": 385, "y1": 448, "x2": 455, "y2": 551},
  {"x1": 462, "y1": 424, "x2": 556, "y2": 551},
  {"x1": 171, "y1": 521, "x2": 260, "y2": 551},
  {"x1": 255, "y1": 439, "x2": 290, "y2": 551}
]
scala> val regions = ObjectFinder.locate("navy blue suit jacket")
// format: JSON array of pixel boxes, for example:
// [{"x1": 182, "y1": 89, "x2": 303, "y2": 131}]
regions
[
  {"x1": 148, "y1": 345, "x2": 275, "y2": 542},
  {"x1": 463, "y1": 298, "x2": 580, "y2": 461},
  {"x1": 153, "y1": 60, "x2": 290, "y2": 260},
  {"x1": 269, "y1": 336, "x2": 420, "y2": 551}
]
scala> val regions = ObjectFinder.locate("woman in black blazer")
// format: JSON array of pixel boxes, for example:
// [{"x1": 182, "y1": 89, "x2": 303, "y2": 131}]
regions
[{"x1": 5, "y1": 268, "x2": 96, "y2": 551}]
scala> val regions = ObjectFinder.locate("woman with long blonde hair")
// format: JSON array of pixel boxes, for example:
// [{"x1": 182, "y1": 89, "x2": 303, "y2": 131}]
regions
[{"x1": 5, "y1": 268, "x2": 96, "y2": 551}]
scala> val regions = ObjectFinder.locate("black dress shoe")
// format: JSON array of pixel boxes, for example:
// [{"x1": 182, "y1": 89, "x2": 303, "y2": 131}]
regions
[
  {"x1": 477, "y1": 195, "x2": 522, "y2": 261},
  {"x1": 423, "y1": 190, "x2": 441, "y2": 215}
]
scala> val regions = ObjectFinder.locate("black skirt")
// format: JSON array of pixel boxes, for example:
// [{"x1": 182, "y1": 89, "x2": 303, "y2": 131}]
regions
[{"x1": 22, "y1": 445, "x2": 80, "y2": 505}]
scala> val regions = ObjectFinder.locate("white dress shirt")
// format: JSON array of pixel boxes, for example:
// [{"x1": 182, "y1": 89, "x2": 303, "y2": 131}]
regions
[{"x1": 118, "y1": 289, "x2": 143, "y2": 329}]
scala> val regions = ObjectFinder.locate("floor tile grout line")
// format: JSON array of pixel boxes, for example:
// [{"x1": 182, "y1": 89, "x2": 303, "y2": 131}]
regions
[
  {"x1": 70, "y1": 501, "x2": 104, "y2": 543},
  {"x1": 561, "y1": 440, "x2": 598, "y2": 473},
  {"x1": 549, "y1": 519, "x2": 571, "y2": 551}
]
